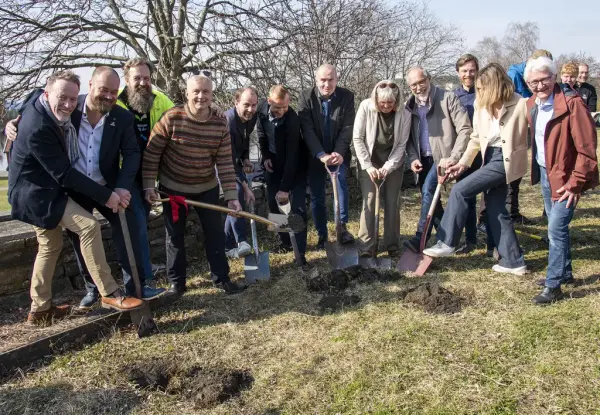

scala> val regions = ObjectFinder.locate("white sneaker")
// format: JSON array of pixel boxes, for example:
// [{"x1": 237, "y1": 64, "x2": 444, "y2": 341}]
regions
[
  {"x1": 226, "y1": 248, "x2": 239, "y2": 259},
  {"x1": 237, "y1": 241, "x2": 252, "y2": 257},
  {"x1": 492, "y1": 264, "x2": 528, "y2": 275},
  {"x1": 422, "y1": 241, "x2": 456, "y2": 257}
]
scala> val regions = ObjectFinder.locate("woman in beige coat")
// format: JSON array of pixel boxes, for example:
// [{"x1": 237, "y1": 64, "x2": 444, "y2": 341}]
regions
[
  {"x1": 352, "y1": 80, "x2": 411, "y2": 256},
  {"x1": 423, "y1": 63, "x2": 527, "y2": 275}
]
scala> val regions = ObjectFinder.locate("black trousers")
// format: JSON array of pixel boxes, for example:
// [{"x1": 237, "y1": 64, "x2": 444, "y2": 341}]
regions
[{"x1": 161, "y1": 185, "x2": 230, "y2": 287}]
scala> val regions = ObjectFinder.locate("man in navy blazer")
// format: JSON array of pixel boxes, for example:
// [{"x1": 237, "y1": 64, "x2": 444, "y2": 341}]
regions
[
  {"x1": 8, "y1": 67, "x2": 165, "y2": 308},
  {"x1": 8, "y1": 70, "x2": 144, "y2": 324}
]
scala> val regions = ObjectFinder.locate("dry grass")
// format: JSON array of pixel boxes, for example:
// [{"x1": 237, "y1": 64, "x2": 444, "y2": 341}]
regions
[
  {"x1": 1, "y1": 150, "x2": 600, "y2": 414},
  {"x1": 0, "y1": 177, "x2": 8, "y2": 212}
]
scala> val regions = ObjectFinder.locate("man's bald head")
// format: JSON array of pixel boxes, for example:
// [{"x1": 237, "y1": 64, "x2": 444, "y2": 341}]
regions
[
  {"x1": 315, "y1": 63, "x2": 338, "y2": 98},
  {"x1": 88, "y1": 66, "x2": 120, "y2": 114},
  {"x1": 186, "y1": 75, "x2": 213, "y2": 114}
]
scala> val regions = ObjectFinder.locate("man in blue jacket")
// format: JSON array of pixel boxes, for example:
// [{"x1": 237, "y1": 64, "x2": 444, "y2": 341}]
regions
[{"x1": 223, "y1": 87, "x2": 259, "y2": 258}]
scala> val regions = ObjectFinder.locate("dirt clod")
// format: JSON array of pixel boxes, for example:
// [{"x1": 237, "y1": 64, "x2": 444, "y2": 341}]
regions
[
  {"x1": 286, "y1": 214, "x2": 306, "y2": 233},
  {"x1": 306, "y1": 269, "x2": 349, "y2": 292},
  {"x1": 402, "y1": 282, "x2": 463, "y2": 314},
  {"x1": 318, "y1": 294, "x2": 361, "y2": 313},
  {"x1": 124, "y1": 360, "x2": 253, "y2": 409}
]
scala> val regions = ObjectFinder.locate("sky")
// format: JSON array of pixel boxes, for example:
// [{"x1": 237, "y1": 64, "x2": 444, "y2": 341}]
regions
[{"x1": 428, "y1": 0, "x2": 600, "y2": 58}]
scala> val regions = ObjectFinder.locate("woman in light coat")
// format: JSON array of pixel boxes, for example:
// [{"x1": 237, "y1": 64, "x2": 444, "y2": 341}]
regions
[
  {"x1": 352, "y1": 80, "x2": 411, "y2": 256},
  {"x1": 423, "y1": 63, "x2": 528, "y2": 275}
]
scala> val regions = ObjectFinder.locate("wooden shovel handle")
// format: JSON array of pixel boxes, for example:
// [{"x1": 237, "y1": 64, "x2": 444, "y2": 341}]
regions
[{"x1": 156, "y1": 198, "x2": 282, "y2": 229}]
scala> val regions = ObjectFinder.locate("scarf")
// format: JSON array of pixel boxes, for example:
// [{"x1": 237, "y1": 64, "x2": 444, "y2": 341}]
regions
[{"x1": 39, "y1": 94, "x2": 79, "y2": 165}]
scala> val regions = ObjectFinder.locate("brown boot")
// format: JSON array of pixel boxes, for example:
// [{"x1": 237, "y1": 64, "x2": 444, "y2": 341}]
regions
[
  {"x1": 52, "y1": 304, "x2": 71, "y2": 320},
  {"x1": 101, "y1": 292, "x2": 144, "y2": 311},
  {"x1": 26, "y1": 309, "x2": 52, "y2": 327}
]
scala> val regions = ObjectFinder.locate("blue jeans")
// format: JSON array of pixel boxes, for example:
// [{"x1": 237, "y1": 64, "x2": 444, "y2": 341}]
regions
[
  {"x1": 130, "y1": 186, "x2": 154, "y2": 281},
  {"x1": 224, "y1": 180, "x2": 248, "y2": 250},
  {"x1": 539, "y1": 165, "x2": 574, "y2": 288},
  {"x1": 308, "y1": 158, "x2": 350, "y2": 238},
  {"x1": 416, "y1": 157, "x2": 444, "y2": 241},
  {"x1": 436, "y1": 147, "x2": 525, "y2": 269}
]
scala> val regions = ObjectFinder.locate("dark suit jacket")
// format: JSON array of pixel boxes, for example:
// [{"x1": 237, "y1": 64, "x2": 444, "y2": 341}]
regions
[
  {"x1": 297, "y1": 86, "x2": 355, "y2": 161},
  {"x1": 8, "y1": 98, "x2": 113, "y2": 229},
  {"x1": 71, "y1": 94, "x2": 140, "y2": 191},
  {"x1": 256, "y1": 100, "x2": 307, "y2": 192},
  {"x1": 224, "y1": 107, "x2": 258, "y2": 179}
]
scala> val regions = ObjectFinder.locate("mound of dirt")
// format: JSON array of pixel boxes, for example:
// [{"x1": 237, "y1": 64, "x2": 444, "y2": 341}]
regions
[
  {"x1": 124, "y1": 360, "x2": 253, "y2": 409},
  {"x1": 286, "y1": 214, "x2": 306, "y2": 232},
  {"x1": 168, "y1": 366, "x2": 253, "y2": 409},
  {"x1": 306, "y1": 269, "x2": 349, "y2": 292},
  {"x1": 306, "y1": 266, "x2": 402, "y2": 292},
  {"x1": 318, "y1": 294, "x2": 361, "y2": 313},
  {"x1": 402, "y1": 282, "x2": 462, "y2": 314}
]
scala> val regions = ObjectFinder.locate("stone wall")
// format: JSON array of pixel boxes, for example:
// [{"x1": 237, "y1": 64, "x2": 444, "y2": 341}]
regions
[{"x1": 0, "y1": 184, "x2": 268, "y2": 297}]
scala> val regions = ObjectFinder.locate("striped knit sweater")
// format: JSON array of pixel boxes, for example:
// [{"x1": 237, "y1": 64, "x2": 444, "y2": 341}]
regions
[{"x1": 142, "y1": 105, "x2": 237, "y2": 200}]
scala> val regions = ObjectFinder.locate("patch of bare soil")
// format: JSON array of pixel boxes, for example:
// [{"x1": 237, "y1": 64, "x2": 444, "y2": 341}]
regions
[
  {"x1": 305, "y1": 265, "x2": 402, "y2": 293},
  {"x1": 401, "y1": 282, "x2": 463, "y2": 314},
  {"x1": 124, "y1": 359, "x2": 253, "y2": 409}
]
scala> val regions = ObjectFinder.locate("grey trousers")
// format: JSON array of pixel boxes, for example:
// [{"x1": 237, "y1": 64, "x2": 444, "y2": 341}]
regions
[{"x1": 358, "y1": 167, "x2": 404, "y2": 252}]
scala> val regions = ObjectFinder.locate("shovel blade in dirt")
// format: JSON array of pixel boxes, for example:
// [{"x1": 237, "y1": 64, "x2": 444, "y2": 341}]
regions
[
  {"x1": 359, "y1": 255, "x2": 392, "y2": 270},
  {"x1": 326, "y1": 242, "x2": 359, "y2": 270},
  {"x1": 397, "y1": 250, "x2": 433, "y2": 276},
  {"x1": 269, "y1": 213, "x2": 304, "y2": 267},
  {"x1": 244, "y1": 251, "x2": 271, "y2": 283}
]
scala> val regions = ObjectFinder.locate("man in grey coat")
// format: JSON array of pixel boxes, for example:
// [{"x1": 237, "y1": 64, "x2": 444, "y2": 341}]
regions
[{"x1": 403, "y1": 66, "x2": 472, "y2": 253}]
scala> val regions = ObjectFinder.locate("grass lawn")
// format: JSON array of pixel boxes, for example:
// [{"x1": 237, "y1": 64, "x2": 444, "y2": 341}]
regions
[
  {"x1": 0, "y1": 177, "x2": 8, "y2": 212},
  {"x1": 1, "y1": 150, "x2": 600, "y2": 414}
]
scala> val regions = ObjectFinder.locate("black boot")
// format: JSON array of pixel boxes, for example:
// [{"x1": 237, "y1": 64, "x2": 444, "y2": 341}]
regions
[
  {"x1": 340, "y1": 224, "x2": 355, "y2": 244},
  {"x1": 167, "y1": 283, "x2": 187, "y2": 296},
  {"x1": 214, "y1": 280, "x2": 246, "y2": 294},
  {"x1": 532, "y1": 286, "x2": 564, "y2": 305},
  {"x1": 316, "y1": 235, "x2": 327, "y2": 250}
]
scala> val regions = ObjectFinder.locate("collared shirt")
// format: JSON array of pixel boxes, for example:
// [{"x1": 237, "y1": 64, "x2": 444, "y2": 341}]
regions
[
  {"x1": 75, "y1": 104, "x2": 107, "y2": 185},
  {"x1": 416, "y1": 103, "x2": 432, "y2": 157},
  {"x1": 318, "y1": 90, "x2": 336, "y2": 154},
  {"x1": 535, "y1": 93, "x2": 554, "y2": 168}
]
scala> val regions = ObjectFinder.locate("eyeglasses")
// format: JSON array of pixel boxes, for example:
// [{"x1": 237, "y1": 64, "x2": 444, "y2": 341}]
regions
[
  {"x1": 526, "y1": 76, "x2": 553, "y2": 88},
  {"x1": 408, "y1": 79, "x2": 428, "y2": 90},
  {"x1": 378, "y1": 82, "x2": 398, "y2": 89}
]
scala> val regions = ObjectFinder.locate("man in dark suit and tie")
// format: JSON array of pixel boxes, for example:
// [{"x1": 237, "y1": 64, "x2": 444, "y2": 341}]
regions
[
  {"x1": 298, "y1": 64, "x2": 356, "y2": 249},
  {"x1": 8, "y1": 70, "x2": 144, "y2": 325}
]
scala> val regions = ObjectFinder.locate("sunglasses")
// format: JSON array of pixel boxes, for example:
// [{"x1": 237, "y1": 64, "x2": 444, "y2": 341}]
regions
[
  {"x1": 194, "y1": 69, "x2": 212, "y2": 78},
  {"x1": 378, "y1": 82, "x2": 398, "y2": 89}
]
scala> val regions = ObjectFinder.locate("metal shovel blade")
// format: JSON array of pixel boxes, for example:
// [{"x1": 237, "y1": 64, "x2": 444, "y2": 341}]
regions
[
  {"x1": 359, "y1": 255, "x2": 392, "y2": 270},
  {"x1": 269, "y1": 213, "x2": 304, "y2": 267},
  {"x1": 244, "y1": 251, "x2": 271, "y2": 284},
  {"x1": 326, "y1": 242, "x2": 359, "y2": 270},
  {"x1": 397, "y1": 250, "x2": 433, "y2": 276}
]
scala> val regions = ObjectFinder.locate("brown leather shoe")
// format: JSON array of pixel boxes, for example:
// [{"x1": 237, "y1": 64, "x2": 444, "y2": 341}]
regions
[
  {"x1": 52, "y1": 304, "x2": 71, "y2": 320},
  {"x1": 101, "y1": 295, "x2": 144, "y2": 311},
  {"x1": 27, "y1": 310, "x2": 52, "y2": 326}
]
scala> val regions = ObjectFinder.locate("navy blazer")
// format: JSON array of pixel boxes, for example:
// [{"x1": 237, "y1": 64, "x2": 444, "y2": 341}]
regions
[
  {"x1": 297, "y1": 86, "x2": 355, "y2": 161},
  {"x1": 72, "y1": 94, "x2": 140, "y2": 192},
  {"x1": 8, "y1": 98, "x2": 113, "y2": 229}
]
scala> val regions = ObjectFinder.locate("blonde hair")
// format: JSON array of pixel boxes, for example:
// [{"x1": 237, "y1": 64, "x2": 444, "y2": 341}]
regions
[
  {"x1": 561, "y1": 63, "x2": 579, "y2": 77},
  {"x1": 268, "y1": 84, "x2": 289, "y2": 100},
  {"x1": 370, "y1": 80, "x2": 403, "y2": 112},
  {"x1": 530, "y1": 49, "x2": 553, "y2": 60},
  {"x1": 475, "y1": 63, "x2": 515, "y2": 114},
  {"x1": 46, "y1": 70, "x2": 80, "y2": 89}
]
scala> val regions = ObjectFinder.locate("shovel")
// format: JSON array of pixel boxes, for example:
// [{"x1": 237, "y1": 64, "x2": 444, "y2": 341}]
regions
[
  {"x1": 243, "y1": 177, "x2": 270, "y2": 283},
  {"x1": 325, "y1": 165, "x2": 359, "y2": 270},
  {"x1": 118, "y1": 209, "x2": 159, "y2": 338},
  {"x1": 359, "y1": 178, "x2": 392, "y2": 269},
  {"x1": 269, "y1": 196, "x2": 304, "y2": 267},
  {"x1": 157, "y1": 193, "x2": 305, "y2": 234},
  {"x1": 397, "y1": 166, "x2": 448, "y2": 276}
]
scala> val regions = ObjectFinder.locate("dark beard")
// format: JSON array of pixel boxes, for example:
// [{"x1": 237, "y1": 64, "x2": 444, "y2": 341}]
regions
[
  {"x1": 92, "y1": 95, "x2": 115, "y2": 114},
  {"x1": 127, "y1": 86, "x2": 154, "y2": 114}
]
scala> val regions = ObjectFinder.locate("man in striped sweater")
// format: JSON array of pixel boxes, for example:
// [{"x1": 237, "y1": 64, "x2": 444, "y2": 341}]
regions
[{"x1": 143, "y1": 75, "x2": 245, "y2": 295}]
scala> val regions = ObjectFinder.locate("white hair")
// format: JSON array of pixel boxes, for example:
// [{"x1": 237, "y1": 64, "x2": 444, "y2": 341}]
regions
[
  {"x1": 524, "y1": 57, "x2": 558, "y2": 82},
  {"x1": 406, "y1": 66, "x2": 431, "y2": 81},
  {"x1": 187, "y1": 74, "x2": 213, "y2": 90},
  {"x1": 314, "y1": 63, "x2": 338, "y2": 79},
  {"x1": 370, "y1": 80, "x2": 403, "y2": 112}
]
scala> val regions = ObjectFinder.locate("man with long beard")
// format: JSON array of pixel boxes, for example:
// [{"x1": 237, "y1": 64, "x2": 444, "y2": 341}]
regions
[{"x1": 116, "y1": 58, "x2": 175, "y2": 290}]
